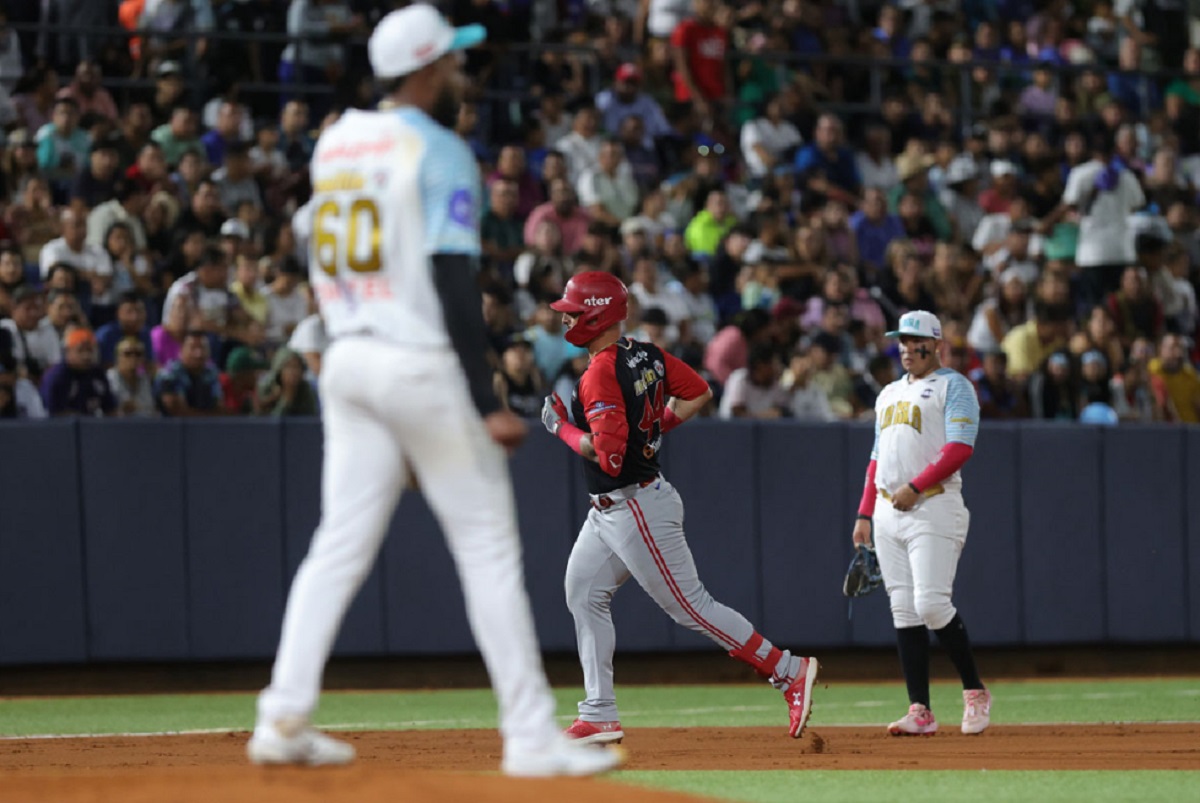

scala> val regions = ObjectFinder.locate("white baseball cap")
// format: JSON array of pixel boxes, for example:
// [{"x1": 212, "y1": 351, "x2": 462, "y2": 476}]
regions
[
  {"x1": 944, "y1": 155, "x2": 978, "y2": 185},
  {"x1": 886, "y1": 310, "x2": 943, "y2": 339},
  {"x1": 368, "y1": 4, "x2": 487, "y2": 80},
  {"x1": 990, "y1": 159, "x2": 1019, "y2": 178}
]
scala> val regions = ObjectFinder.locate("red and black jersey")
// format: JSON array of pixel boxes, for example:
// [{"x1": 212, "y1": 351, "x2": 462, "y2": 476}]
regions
[{"x1": 570, "y1": 338, "x2": 709, "y2": 495}]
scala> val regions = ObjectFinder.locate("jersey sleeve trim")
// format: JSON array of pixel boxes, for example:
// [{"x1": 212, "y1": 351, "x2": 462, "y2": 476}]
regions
[{"x1": 941, "y1": 369, "x2": 980, "y2": 447}]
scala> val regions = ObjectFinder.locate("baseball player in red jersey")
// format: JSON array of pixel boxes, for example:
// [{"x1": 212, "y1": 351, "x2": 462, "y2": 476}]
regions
[{"x1": 541, "y1": 271, "x2": 819, "y2": 744}]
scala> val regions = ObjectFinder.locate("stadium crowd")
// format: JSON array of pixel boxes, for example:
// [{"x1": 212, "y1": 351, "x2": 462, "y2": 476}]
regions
[{"x1": 0, "y1": 0, "x2": 1198, "y2": 424}]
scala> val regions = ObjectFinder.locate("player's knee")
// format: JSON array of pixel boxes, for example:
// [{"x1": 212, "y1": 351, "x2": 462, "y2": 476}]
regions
[
  {"x1": 914, "y1": 591, "x2": 955, "y2": 630},
  {"x1": 889, "y1": 590, "x2": 922, "y2": 629},
  {"x1": 564, "y1": 574, "x2": 608, "y2": 615}
]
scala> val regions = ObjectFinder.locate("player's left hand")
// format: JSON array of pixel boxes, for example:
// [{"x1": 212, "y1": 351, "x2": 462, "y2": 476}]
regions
[
  {"x1": 890, "y1": 484, "x2": 920, "y2": 512},
  {"x1": 541, "y1": 393, "x2": 567, "y2": 435}
]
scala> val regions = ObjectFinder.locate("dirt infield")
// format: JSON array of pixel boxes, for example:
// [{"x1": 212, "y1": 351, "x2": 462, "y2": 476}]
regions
[{"x1": 1, "y1": 723, "x2": 1197, "y2": 802}]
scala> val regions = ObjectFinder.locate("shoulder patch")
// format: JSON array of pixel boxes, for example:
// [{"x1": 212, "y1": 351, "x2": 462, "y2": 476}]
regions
[{"x1": 448, "y1": 188, "x2": 474, "y2": 227}]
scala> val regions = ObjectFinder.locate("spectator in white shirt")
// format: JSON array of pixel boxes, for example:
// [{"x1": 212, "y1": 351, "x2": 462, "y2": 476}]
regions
[
  {"x1": 973, "y1": 195, "x2": 1044, "y2": 258},
  {"x1": 40, "y1": 207, "x2": 114, "y2": 305},
  {"x1": 0, "y1": 357, "x2": 47, "y2": 419},
  {"x1": 1, "y1": 286, "x2": 62, "y2": 382},
  {"x1": 263, "y1": 257, "x2": 309, "y2": 345},
  {"x1": 1061, "y1": 133, "x2": 1146, "y2": 305},
  {"x1": 782, "y1": 343, "x2": 836, "y2": 421},
  {"x1": 855, "y1": 125, "x2": 899, "y2": 191},
  {"x1": 87, "y1": 179, "x2": 150, "y2": 252},
  {"x1": 740, "y1": 93, "x2": 803, "y2": 180},
  {"x1": 576, "y1": 139, "x2": 640, "y2": 227},
  {"x1": 555, "y1": 104, "x2": 602, "y2": 183}
]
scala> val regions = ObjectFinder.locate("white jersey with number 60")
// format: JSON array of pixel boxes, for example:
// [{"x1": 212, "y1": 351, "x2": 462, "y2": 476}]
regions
[{"x1": 308, "y1": 107, "x2": 483, "y2": 346}]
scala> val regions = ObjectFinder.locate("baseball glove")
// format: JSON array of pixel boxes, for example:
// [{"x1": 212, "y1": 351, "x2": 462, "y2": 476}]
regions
[{"x1": 842, "y1": 545, "x2": 883, "y2": 598}]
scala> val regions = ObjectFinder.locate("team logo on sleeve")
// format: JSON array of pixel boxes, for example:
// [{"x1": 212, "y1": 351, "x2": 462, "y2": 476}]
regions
[
  {"x1": 921, "y1": 388, "x2": 933, "y2": 398},
  {"x1": 448, "y1": 189, "x2": 474, "y2": 227}
]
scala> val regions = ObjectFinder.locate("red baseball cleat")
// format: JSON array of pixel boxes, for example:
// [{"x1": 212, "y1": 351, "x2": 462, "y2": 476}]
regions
[{"x1": 563, "y1": 718, "x2": 625, "y2": 745}]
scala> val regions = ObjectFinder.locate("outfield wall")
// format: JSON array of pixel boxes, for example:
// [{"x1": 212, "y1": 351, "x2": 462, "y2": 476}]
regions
[{"x1": 0, "y1": 419, "x2": 1196, "y2": 665}]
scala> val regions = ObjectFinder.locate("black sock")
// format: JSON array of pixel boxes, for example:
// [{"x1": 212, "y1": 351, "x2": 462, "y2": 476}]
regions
[
  {"x1": 895, "y1": 626, "x2": 930, "y2": 708},
  {"x1": 933, "y1": 613, "x2": 984, "y2": 690}
]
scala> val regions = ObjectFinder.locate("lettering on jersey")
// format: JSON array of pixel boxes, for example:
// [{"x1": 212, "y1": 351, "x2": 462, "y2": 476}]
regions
[
  {"x1": 315, "y1": 275, "x2": 394, "y2": 303},
  {"x1": 626, "y1": 349, "x2": 648, "y2": 369},
  {"x1": 317, "y1": 135, "x2": 398, "y2": 163},
  {"x1": 588, "y1": 400, "x2": 617, "y2": 419},
  {"x1": 314, "y1": 172, "x2": 365, "y2": 193},
  {"x1": 633, "y1": 368, "x2": 663, "y2": 396},
  {"x1": 950, "y1": 416, "x2": 975, "y2": 424},
  {"x1": 586, "y1": 296, "x2": 614, "y2": 307},
  {"x1": 880, "y1": 401, "x2": 923, "y2": 434},
  {"x1": 448, "y1": 188, "x2": 474, "y2": 228}
]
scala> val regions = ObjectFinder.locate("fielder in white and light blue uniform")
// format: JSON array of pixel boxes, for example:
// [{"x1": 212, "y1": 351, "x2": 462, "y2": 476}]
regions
[
  {"x1": 851, "y1": 310, "x2": 992, "y2": 737},
  {"x1": 249, "y1": 4, "x2": 621, "y2": 779}
]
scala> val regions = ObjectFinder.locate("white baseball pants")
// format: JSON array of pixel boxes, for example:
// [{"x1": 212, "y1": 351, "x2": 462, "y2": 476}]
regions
[
  {"x1": 257, "y1": 337, "x2": 559, "y2": 753},
  {"x1": 873, "y1": 492, "x2": 970, "y2": 631}
]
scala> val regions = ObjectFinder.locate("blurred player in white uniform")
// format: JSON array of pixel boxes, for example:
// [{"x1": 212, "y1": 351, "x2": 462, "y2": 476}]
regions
[
  {"x1": 248, "y1": 5, "x2": 622, "y2": 778},
  {"x1": 849, "y1": 311, "x2": 991, "y2": 736}
]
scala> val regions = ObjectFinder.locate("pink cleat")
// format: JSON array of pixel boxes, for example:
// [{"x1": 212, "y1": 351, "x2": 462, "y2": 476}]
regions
[
  {"x1": 962, "y1": 689, "x2": 991, "y2": 734},
  {"x1": 887, "y1": 703, "x2": 938, "y2": 736},
  {"x1": 564, "y1": 718, "x2": 624, "y2": 745}
]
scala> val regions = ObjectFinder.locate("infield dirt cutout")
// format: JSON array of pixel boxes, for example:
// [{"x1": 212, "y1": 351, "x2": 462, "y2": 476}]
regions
[{"x1": 1, "y1": 724, "x2": 1197, "y2": 802}]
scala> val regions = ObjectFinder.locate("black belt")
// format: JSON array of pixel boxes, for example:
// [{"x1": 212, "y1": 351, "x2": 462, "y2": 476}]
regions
[{"x1": 590, "y1": 476, "x2": 658, "y2": 511}]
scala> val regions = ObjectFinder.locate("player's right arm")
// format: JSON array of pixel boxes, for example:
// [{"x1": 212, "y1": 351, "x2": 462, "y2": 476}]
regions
[
  {"x1": 542, "y1": 361, "x2": 629, "y2": 476},
  {"x1": 852, "y1": 393, "x2": 883, "y2": 547}
]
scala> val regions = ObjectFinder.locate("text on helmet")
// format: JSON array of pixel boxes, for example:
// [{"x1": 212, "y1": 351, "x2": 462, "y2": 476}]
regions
[{"x1": 583, "y1": 296, "x2": 613, "y2": 306}]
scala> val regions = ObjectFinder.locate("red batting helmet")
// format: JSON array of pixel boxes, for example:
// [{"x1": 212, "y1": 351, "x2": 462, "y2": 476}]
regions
[{"x1": 550, "y1": 271, "x2": 629, "y2": 346}]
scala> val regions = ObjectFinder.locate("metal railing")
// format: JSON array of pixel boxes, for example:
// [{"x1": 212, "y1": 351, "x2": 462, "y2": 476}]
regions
[{"x1": 9, "y1": 20, "x2": 1190, "y2": 134}]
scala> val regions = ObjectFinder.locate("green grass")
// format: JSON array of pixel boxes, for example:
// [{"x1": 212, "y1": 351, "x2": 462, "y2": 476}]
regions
[
  {"x1": 617, "y1": 770, "x2": 1200, "y2": 803},
  {"x1": 1, "y1": 679, "x2": 1197, "y2": 803},
  {"x1": 0, "y1": 678, "x2": 1196, "y2": 737}
]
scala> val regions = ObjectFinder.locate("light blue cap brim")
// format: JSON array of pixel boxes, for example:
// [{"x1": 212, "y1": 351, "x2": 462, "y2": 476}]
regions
[{"x1": 450, "y1": 24, "x2": 487, "y2": 51}]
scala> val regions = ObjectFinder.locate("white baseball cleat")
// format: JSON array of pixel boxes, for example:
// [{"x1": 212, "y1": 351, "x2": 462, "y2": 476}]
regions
[
  {"x1": 247, "y1": 716, "x2": 356, "y2": 766},
  {"x1": 961, "y1": 689, "x2": 991, "y2": 734},
  {"x1": 887, "y1": 703, "x2": 938, "y2": 736},
  {"x1": 501, "y1": 735, "x2": 626, "y2": 778}
]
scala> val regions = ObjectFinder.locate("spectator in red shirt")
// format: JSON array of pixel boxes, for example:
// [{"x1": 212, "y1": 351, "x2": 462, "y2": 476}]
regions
[
  {"x1": 219, "y1": 345, "x2": 268, "y2": 415},
  {"x1": 670, "y1": 0, "x2": 731, "y2": 121}
]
